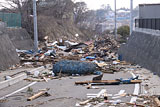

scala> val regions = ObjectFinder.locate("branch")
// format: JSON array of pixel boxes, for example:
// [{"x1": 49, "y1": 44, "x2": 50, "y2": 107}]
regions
[
  {"x1": 0, "y1": 1, "x2": 17, "y2": 9},
  {"x1": 0, "y1": 4, "x2": 15, "y2": 12}
]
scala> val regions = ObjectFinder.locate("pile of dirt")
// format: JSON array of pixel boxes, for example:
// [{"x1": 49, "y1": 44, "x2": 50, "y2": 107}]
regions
[
  {"x1": 0, "y1": 22, "x2": 20, "y2": 70},
  {"x1": 36, "y1": 0, "x2": 91, "y2": 42},
  {"x1": 38, "y1": 16, "x2": 85, "y2": 41},
  {"x1": 7, "y1": 28, "x2": 34, "y2": 50}
]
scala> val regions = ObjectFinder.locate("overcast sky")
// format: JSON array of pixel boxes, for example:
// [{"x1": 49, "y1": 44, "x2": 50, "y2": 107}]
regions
[
  {"x1": 75, "y1": 0, "x2": 160, "y2": 9},
  {"x1": 0, "y1": 0, "x2": 160, "y2": 10}
]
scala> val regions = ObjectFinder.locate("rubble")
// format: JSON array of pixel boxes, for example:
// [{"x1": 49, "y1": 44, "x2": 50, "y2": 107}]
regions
[
  {"x1": 1, "y1": 34, "x2": 160, "y2": 107},
  {"x1": 75, "y1": 89, "x2": 160, "y2": 107}
]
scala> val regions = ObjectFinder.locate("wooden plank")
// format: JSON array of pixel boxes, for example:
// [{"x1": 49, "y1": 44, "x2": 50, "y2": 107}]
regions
[
  {"x1": 79, "y1": 99, "x2": 93, "y2": 105},
  {"x1": 24, "y1": 78, "x2": 44, "y2": 82},
  {"x1": 27, "y1": 91, "x2": 46, "y2": 101},
  {"x1": 126, "y1": 102, "x2": 145, "y2": 107},
  {"x1": 75, "y1": 79, "x2": 141, "y2": 85},
  {"x1": 130, "y1": 80, "x2": 142, "y2": 83},
  {"x1": 75, "y1": 80, "x2": 119, "y2": 85}
]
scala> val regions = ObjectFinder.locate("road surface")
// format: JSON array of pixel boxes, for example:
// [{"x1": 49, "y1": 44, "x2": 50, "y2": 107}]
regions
[{"x1": 0, "y1": 71, "x2": 136, "y2": 107}]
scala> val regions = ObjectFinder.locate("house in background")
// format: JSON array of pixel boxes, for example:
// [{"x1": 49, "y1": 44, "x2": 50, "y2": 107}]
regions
[{"x1": 135, "y1": 3, "x2": 160, "y2": 30}]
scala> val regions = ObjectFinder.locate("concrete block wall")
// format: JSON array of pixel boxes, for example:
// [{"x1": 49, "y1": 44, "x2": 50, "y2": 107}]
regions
[
  {"x1": 7, "y1": 28, "x2": 34, "y2": 50},
  {"x1": 118, "y1": 31, "x2": 160, "y2": 76},
  {"x1": 0, "y1": 22, "x2": 20, "y2": 70}
]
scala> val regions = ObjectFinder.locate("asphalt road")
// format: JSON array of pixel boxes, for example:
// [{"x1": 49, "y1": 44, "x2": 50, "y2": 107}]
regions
[{"x1": 0, "y1": 71, "x2": 136, "y2": 107}]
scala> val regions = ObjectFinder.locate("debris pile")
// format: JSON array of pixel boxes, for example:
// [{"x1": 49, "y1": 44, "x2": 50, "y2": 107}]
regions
[
  {"x1": 16, "y1": 36, "x2": 120, "y2": 72},
  {"x1": 76, "y1": 89, "x2": 160, "y2": 107},
  {"x1": 3, "y1": 35, "x2": 160, "y2": 107}
]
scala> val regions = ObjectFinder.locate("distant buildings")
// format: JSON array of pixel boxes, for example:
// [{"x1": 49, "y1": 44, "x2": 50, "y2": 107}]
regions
[{"x1": 98, "y1": 9, "x2": 131, "y2": 32}]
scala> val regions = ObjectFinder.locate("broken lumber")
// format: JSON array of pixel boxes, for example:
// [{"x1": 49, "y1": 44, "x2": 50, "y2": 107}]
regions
[
  {"x1": 75, "y1": 80, "x2": 119, "y2": 84},
  {"x1": 75, "y1": 80, "x2": 120, "y2": 85},
  {"x1": 130, "y1": 80, "x2": 142, "y2": 84},
  {"x1": 43, "y1": 77, "x2": 48, "y2": 82},
  {"x1": 75, "y1": 80, "x2": 141, "y2": 85},
  {"x1": 79, "y1": 98, "x2": 93, "y2": 105},
  {"x1": 24, "y1": 78, "x2": 44, "y2": 82},
  {"x1": 27, "y1": 91, "x2": 47, "y2": 101},
  {"x1": 154, "y1": 98, "x2": 160, "y2": 107},
  {"x1": 126, "y1": 102, "x2": 145, "y2": 107}
]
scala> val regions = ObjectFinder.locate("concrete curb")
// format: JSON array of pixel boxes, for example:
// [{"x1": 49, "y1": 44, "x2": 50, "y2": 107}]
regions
[
  {"x1": 0, "y1": 66, "x2": 45, "y2": 90},
  {"x1": 29, "y1": 66, "x2": 45, "y2": 74},
  {"x1": 0, "y1": 73, "x2": 27, "y2": 90}
]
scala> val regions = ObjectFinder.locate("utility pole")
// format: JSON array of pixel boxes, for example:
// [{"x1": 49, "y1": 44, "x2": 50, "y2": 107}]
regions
[
  {"x1": 114, "y1": 0, "x2": 117, "y2": 38},
  {"x1": 130, "y1": 0, "x2": 133, "y2": 35},
  {"x1": 33, "y1": 0, "x2": 38, "y2": 53}
]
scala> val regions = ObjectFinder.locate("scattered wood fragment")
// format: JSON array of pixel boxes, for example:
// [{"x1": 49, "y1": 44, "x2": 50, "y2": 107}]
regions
[
  {"x1": 9, "y1": 71, "x2": 26, "y2": 77},
  {"x1": 24, "y1": 78, "x2": 44, "y2": 82},
  {"x1": 0, "y1": 99, "x2": 8, "y2": 103},
  {"x1": 79, "y1": 98, "x2": 93, "y2": 105},
  {"x1": 75, "y1": 79, "x2": 141, "y2": 85},
  {"x1": 154, "y1": 97, "x2": 160, "y2": 107},
  {"x1": 101, "y1": 70, "x2": 114, "y2": 74},
  {"x1": 27, "y1": 91, "x2": 49, "y2": 101},
  {"x1": 130, "y1": 80, "x2": 142, "y2": 84},
  {"x1": 79, "y1": 89, "x2": 107, "y2": 106},
  {"x1": 43, "y1": 77, "x2": 48, "y2": 82},
  {"x1": 49, "y1": 76, "x2": 59, "y2": 79},
  {"x1": 126, "y1": 102, "x2": 145, "y2": 107},
  {"x1": 38, "y1": 88, "x2": 50, "y2": 91},
  {"x1": 75, "y1": 80, "x2": 120, "y2": 85}
]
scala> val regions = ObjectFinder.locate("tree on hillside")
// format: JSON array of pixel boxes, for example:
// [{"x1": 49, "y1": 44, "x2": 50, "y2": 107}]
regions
[
  {"x1": 117, "y1": 25, "x2": 130, "y2": 43},
  {"x1": 38, "y1": 0, "x2": 74, "y2": 19},
  {"x1": 74, "y1": 2, "x2": 88, "y2": 24},
  {"x1": 96, "y1": 4, "x2": 112, "y2": 23}
]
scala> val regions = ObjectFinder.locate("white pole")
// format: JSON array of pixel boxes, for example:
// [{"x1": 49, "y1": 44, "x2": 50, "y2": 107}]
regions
[
  {"x1": 130, "y1": 0, "x2": 133, "y2": 35},
  {"x1": 33, "y1": 0, "x2": 38, "y2": 53},
  {"x1": 114, "y1": 0, "x2": 117, "y2": 38}
]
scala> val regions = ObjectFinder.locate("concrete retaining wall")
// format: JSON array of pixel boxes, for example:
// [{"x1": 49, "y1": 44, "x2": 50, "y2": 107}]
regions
[
  {"x1": 7, "y1": 28, "x2": 34, "y2": 50},
  {"x1": 0, "y1": 22, "x2": 20, "y2": 70},
  {"x1": 118, "y1": 31, "x2": 160, "y2": 76}
]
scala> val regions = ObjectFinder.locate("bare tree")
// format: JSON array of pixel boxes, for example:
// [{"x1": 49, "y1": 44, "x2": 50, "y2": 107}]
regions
[
  {"x1": 74, "y1": 2, "x2": 88, "y2": 24},
  {"x1": 38, "y1": 0, "x2": 74, "y2": 19}
]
